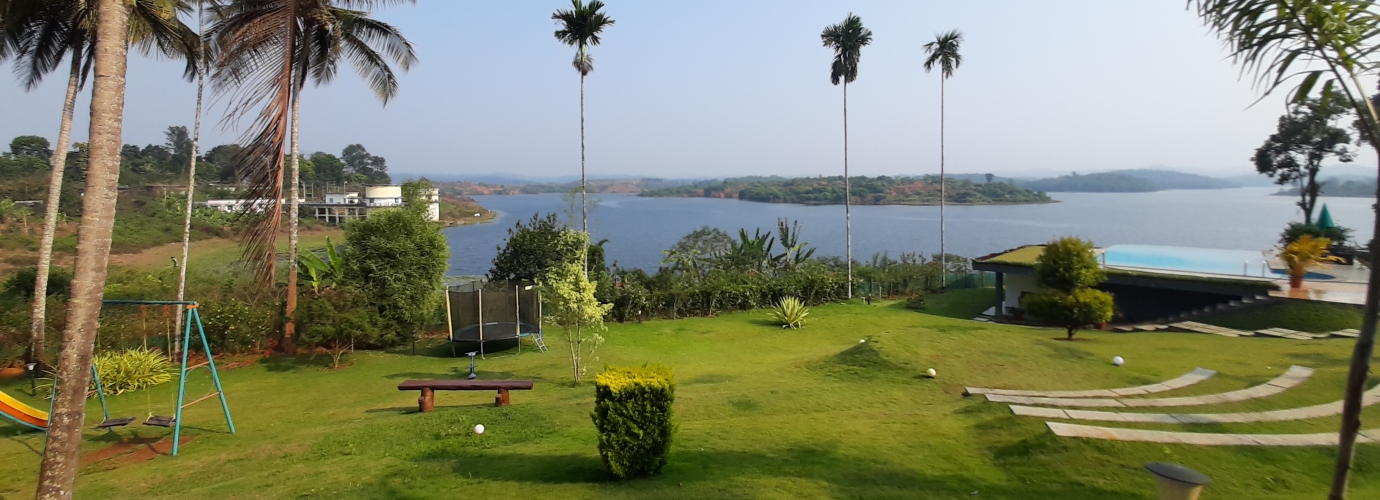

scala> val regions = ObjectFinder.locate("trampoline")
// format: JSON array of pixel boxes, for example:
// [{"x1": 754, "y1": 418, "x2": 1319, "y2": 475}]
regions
[{"x1": 445, "y1": 280, "x2": 544, "y2": 357}]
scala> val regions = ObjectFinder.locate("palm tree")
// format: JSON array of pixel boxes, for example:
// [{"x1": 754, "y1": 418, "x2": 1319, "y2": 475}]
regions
[
  {"x1": 3, "y1": 0, "x2": 196, "y2": 370},
  {"x1": 922, "y1": 30, "x2": 962, "y2": 290},
  {"x1": 35, "y1": 0, "x2": 133, "y2": 496},
  {"x1": 1194, "y1": 2, "x2": 1380, "y2": 498},
  {"x1": 210, "y1": 0, "x2": 416, "y2": 352},
  {"x1": 173, "y1": 0, "x2": 211, "y2": 352},
  {"x1": 820, "y1": 13, "x2": 871, "y2": 299},
  {"x1": 552, "y1": 0, "x2": 614, "y2": 237}
]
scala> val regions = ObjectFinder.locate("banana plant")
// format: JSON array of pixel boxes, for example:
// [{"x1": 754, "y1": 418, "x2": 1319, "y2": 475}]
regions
[{"x1": 297, "y1": 237, "x2": 344, "y2": 294}]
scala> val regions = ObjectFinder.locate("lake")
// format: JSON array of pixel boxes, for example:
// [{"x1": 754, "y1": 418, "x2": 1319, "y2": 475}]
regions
[{"x1": 443, "y1": 188, "x2": 1376, "y2": 276}]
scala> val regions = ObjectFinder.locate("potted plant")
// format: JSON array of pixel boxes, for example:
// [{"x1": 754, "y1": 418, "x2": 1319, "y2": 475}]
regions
[{"x1": 1281, "y1": 235, "x2": 1331, "y2": 289}]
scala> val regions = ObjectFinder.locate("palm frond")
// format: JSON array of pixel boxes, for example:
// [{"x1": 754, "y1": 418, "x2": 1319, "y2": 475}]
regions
[
  {"x1": 820, "y1": 13, "x2": 872, "y2": 85},
  {"x1": 921, "y1": 29, "x2": 963, "y2": 79},
  {"x1": 553, "y1": 0, "x2": 613, "y2": 75}
]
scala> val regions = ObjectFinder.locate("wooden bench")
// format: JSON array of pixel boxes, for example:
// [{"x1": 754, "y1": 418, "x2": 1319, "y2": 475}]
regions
[{"x1": 397, "y1": 380, "x2": 534, "y2": 412}]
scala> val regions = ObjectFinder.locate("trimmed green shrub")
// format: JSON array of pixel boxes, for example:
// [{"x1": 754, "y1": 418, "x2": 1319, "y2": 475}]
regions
[
  {"x1": 592, "y1": 365, "x2": 676, "y2": 479},
  {"x1": 904, "y1": 293, "x2": 927, "y2": 310}
]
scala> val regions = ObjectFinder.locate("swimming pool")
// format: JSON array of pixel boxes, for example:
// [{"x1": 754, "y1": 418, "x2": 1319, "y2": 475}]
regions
[{"x1": 1102, "y1": 244, "x2": 1269, "y2": 277}]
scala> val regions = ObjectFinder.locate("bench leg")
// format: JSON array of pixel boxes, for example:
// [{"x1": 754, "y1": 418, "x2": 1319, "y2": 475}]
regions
[
  {"x1": 419, "y1": 388, "x2": 435, "y2": 413},
  {"x1": 495, "y1": 388, "x2": 510, "y2": 407}
]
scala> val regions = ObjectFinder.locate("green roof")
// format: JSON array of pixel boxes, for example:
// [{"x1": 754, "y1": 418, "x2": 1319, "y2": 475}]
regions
[{"x1": 976, "y1": 245, "x2": 1044, "y2": 266}]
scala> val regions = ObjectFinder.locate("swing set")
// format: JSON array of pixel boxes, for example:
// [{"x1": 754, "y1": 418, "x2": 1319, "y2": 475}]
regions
[{"x1": 0, "y1": 300, "x2": 235, "y2": 456}]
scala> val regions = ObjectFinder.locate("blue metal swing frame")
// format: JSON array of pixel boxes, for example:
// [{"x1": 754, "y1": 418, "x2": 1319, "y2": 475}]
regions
[{"x1": 102, "y1": 300, "x2": 236, "y2": 456}]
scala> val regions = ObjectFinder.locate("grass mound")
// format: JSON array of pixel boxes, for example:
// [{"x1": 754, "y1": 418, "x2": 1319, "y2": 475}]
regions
[{"x1": 1202, "y1": 301, "x2": 1362, "y2": 333}]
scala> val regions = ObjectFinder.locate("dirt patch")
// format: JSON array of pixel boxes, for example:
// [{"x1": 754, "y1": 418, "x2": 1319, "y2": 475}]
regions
[
  {"x1": 83, "y1": 436, "x2": 162, "y2": 464},
  {"x1": 116, "y1": 435, "x2": 197, "y2": 464}
]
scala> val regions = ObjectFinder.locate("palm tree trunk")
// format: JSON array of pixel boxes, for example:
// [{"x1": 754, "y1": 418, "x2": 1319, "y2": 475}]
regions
[
  {"x1": 843, "y1": 81, "x2": 852, "y2": 299},
  {"x1": 1328, "y1": 151, "x2": 1380, "y2": 499},
  {"x1": 580, "y1": 55, "x2": 588, "y2": 236},
  {"x1": 173, "y1": 7, "x2": 206, "y2": 352},
  {"x1": 35, "y1": 0, "x2": 129, "y2": 497},
  {"x1": 284, "y1": 86, "x2": 302, "y2": 355},
  {"x1": 939, "y1": 77, "x2": 946, "y2": 291},
  {"x1": 28, "y1": 46, "x2": 85, "y2": 371}
]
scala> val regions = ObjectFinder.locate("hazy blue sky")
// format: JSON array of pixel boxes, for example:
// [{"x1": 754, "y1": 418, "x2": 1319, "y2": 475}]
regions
[{"x1": 0, "y1": 1, "x2": 1349, "y2": 179}]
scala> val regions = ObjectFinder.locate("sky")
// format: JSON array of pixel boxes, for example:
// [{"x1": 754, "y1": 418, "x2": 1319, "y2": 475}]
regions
[{"x1": 0, "y1": 1, "x2": 1351, "y2": 180}]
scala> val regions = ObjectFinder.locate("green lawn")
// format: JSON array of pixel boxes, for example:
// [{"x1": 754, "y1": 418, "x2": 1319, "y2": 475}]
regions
[
  {"x1": 1202, "y1": 300, "x2": 1364, "y2": 333},
  {"x1": 2, "y1": 301, "x2": 1378, "y2": 499},
  {"x1": 918, "y1": 287, "x2": 994, "y2": 319}
]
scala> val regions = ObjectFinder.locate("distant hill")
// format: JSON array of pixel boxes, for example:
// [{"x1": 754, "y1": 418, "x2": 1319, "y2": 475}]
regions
[
  {"x1": 1274, "y1": 177, "x2": 1376, "y2": 198},
  {"x1": 1017, "y1": 172, "x2": 1159, "y2": 192},
  {"x1": 1111, "y1": 169, "x2": 1240, "y2": 189},
  {"x1": 433, "y1": 178, "x2": 693, "y2": 196}
]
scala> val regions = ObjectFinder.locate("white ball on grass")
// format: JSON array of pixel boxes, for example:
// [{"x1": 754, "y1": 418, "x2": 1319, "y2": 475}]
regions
[
  {"x1": 1112, "y1": 356, "x2": 1125, "y2": 366},
  {"x1": 474, "y1": 424, "x2": 485, "y2": 435},
  {"x1": 926, "y1": 368, "x2": 937, "y2": 378},
  {"x1": 859, "y1": 339, "x2": 866, "y2": 344}
]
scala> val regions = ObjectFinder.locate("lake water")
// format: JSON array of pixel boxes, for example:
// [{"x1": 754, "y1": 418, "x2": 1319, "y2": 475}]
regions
[{"x1": 443, "y1": 188, "x2": 1376, "y2": 276}]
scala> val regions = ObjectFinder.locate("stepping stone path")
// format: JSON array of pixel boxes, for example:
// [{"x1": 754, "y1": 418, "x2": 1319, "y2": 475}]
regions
[
  {"x1": 1254, "y1": 328, "x2": 1321, "y2": 340},
  {"x1": 983, "y1": 366, "x2": 1313, "y2": 408},
  {"x1": 1167, "y1": 321, "x2": 1249, "y2": 337},
  {"x1": 1330, "y1": 329, "x2": 1361, "y2": 339},
  {"x1": 965, "y1": 368, "x2": 1216, "y2": 398},
  {"x1": 1010, "y1": 383, "x2": 1380, "y2": 423},
  {"x1": 1047, "y1": 422, "x2": 1380, "y2": 446}
]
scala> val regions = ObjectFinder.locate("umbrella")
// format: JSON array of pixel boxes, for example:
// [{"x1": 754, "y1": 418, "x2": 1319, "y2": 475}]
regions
[{"x1": 1318, "y1": 204, "x2": 1337, "y2": 230}]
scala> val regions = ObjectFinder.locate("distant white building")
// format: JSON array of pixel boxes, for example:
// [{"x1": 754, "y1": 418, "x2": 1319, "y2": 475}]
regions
[{"x1": 306, "y1": 185, "x2": 439, "y2": 224}]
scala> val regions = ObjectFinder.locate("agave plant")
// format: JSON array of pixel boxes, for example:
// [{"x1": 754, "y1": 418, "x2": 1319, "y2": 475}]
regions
[{"x1": 769, "y1": 296, "x2": 810, "y2": 329}]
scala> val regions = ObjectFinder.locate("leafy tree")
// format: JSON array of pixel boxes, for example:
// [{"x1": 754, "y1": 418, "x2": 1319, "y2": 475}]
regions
[
  {"x1": 1023, "y1": 237, "x2": 1113, "y2": 340},
  {"x1": 10, "y1": 135, "x2": 53, "y2": 158},
  {"x1": 1254, "y1": 98, "x2": 1354, "y2": 224},
  {"x1": 342, "y1": 206, "x2": 449, "y2": 340},
  {"x1": 204, "y1": 144, "x2": 244, "y2": 183},
  {"x1": 342, "y1": 144, "x2": 392, "y2": 185},
  {"x1": 922, "y1": 30, "x2": 963, "y2": 289},
  {"x1": 309, "y1": 151, "x2": 345, "y2": 185},
  {"x1": 298, "y1": 287, "x2": 384, "y2": 368},
  {"x1": 552, "y1": 0, "x2": 615, "y2": 234},
  {"x1": 210, "y1": 0, "x2": 416, "y2": 352},
  {"x1": 489, "y1": 213, "x2": 572, "y2": 283},
  {"x1": 820, "y1": 13, "x2": 872, "y2": 298},
  {"x1": 400, "y1": 178, "x2": 434, "y2": 214},
  {"x1": 540, "y1": 230, "x2": 612, "y2": 383},
  {"x1": 661, "y1": 226, "x2": 732, "y2": 278},
  {"x1": 164, "y1": 125, "x2": 193, "y2": 169},
  {"x1": 1193, "y1": 4, "x2": 1380, "y2": 492}
]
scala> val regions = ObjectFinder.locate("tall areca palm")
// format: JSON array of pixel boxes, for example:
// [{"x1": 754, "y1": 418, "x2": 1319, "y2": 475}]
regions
[
  {"x1": 35, "y1": 0, "x2": 132, "y2": 496},
  {"x1": 922, "y1": 30, "x2": 962, "y2": 290},
  {"x1": 3, "y1": 0, "x2": 195, "y2": 370},
  {"x1": 821, "y1": 13, "x2": 871, "y2": 299},
  {"x1": 210, "y1": 0, "x2": 416, "y2": 352},
  {"x1": 552, "y1": 0, "x2": 614, "y2": 237}
]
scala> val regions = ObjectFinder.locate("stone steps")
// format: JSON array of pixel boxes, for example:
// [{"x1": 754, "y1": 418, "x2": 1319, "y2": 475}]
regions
[{"x1": 1167, "y1": 321, "x2": 1248, "y2": 337}]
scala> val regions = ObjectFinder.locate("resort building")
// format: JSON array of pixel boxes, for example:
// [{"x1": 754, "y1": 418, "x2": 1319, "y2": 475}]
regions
[
  {"x1": 972, "y1": 244, "x2": 1365, "y2": 324},
  {"x1": 205, "y1": 185, "x2": 440, "y2": 224}
]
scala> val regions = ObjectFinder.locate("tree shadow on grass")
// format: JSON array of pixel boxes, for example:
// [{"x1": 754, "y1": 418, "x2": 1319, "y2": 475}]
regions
[
  {"x1": 390, "y1": 446, "x2": 1143, "y2": 498},
  {"x1": 258, "y1": 354, "x2": 333, "y2": 372}
]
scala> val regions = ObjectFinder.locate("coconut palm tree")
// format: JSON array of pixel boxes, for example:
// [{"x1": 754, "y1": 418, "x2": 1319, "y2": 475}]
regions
[
  {"x1": 820, "y1": 13, "x2": 871, "y2": 299},
  {"x1": 172, "y1": 0, "x2": 212, "y2": 351},
  {"x1": 922, "y1": 29, "x2": 962, "y2": 290},
  {"x1": 210, "y1": 0, "x2": 416, "y2": 352},
  {"x1": 552, "y1": 0, "x2": 614, "y2": 236},
  {"x1": 35, "y1": 0, "x2": 133, "y2": 495},
  {"x1": 3, "y1": 0, "x2": 196, "y2": 370}
]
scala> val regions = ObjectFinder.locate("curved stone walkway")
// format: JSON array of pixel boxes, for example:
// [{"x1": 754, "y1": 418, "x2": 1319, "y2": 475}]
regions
[
  {"x1": 1011, "y1": 383, "x2": 1380, "y2": 423},
  {"x1": 1047, "y1": 421, "x2": 1380, "y2": 446},
  {"x1": 964, "y1": 367, "x2": 1216, "y2": 398},
  {"x1": 984, "y1": 366, "x2": 1313, "y2": 408}
]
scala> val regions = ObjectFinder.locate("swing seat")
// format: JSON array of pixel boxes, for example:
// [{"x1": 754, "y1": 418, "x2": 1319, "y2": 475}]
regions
[
  {"x1": 95, "y1": 417, "x2": 136, "y2": 430},
  {"x1": 144, "y1": 415, "x2": 176, "y2": 427}
]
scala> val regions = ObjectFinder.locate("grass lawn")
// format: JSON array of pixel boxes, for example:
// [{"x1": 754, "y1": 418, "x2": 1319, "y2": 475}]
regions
[
  {"x1": 2, "y1": 301, "x2": 1378, "y2": 499},
  {"x1": 1202, "y1": 301, "x2": 1364, "y2": 333},
  {"x1": 918, "y1": 287, "x2": 994, "y2": 319}
]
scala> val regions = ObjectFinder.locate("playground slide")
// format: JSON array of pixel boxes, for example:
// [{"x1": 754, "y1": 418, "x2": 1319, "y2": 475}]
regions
[{"x1": 0, "y1": 389, "x2": 47, "y2": 430}]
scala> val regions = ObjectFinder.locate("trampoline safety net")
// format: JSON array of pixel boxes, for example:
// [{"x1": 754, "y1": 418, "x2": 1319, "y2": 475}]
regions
[{"x1": 447, "y1": 282, "x2": 541, "y2": 343}]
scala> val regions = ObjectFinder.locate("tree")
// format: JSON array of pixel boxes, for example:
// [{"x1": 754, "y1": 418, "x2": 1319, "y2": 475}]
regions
[
  {"x1": 489, "y1": 212, "x2": 572, "y2": 283},
  {"x1": 298, "y1": 286, "x2": 382, "y2": 368},
  {"x1": 922, "y1": 30, "x2": 963, "y2": 290},
  {"x1": 204, "y1": 143, "x2": 243, "y2": 183},
  {"x1": 35, "y1": 0, "x2": 131, "y2": 496},
  {"x1": 7, "y1": 0, "x2": 196, "y2": 371},
  {"x1": 342, "y1": 144, "x2": 391, "y2": 185},
  {"x1": 821, "y1": 13, "x2": 871, "y2": 299},
  {"x1": 1193, "y1": 3, "x2": 1380, "y2": 496},
  {"x1": 985, "y1": 173, "x2": 994, "y2": 184},
  {"x1": 341, "y1": 206, "x2": 448, "y2": 340},
  {"x1": 552, "y1": 0, "x2": 615, "y2": 236},
  {"x1": 1254, "y1": 98, "x2": 1354, "y2": 224},
  {"x1": 1022, "y1": 237, "x2": 1113, "y2": 340},
  {"x1": 173, "y1": 1, "x2": 210, "y2": 356},
  {"x1": 540, "y1": 230, "x2": 612, "y2": 383},
  {"x1": 309, "y1": 151, "x2": 344, "y2": 185},
  {"x1": 10, "y1": 135, "x2": 53, "y2": 158},
  {"x1": 210, "y1": 0, "x2": 417, "y2": 353},
  {"x1": 661, "y1": 226, "x2": 733, "y2": 278}
]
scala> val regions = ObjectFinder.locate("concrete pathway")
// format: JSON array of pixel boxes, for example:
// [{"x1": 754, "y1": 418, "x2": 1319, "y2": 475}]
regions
[
  {"x1": 1047, "y1": 422, "x2": 1380, "y2": 446},
  {"x1": 984, "y1": 366, "x2": 1312, "y2": 408},
  {"x1": 964, "y1": 367, "x2": 1216, "y2": 398},
  {"x1": 1012, "y1": 383, "x2": 1380, "y2": 423}
]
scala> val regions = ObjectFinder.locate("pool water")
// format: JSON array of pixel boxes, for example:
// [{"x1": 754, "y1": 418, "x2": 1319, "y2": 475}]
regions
[{"x1": 1102, "y1": 244, "x2": 1269, "y2": 277}]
